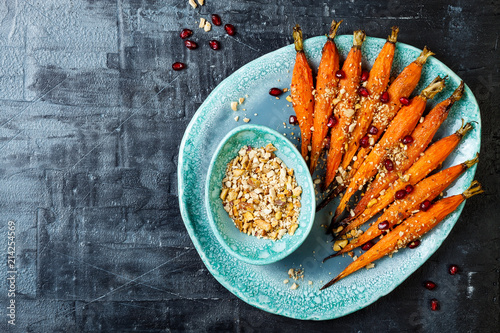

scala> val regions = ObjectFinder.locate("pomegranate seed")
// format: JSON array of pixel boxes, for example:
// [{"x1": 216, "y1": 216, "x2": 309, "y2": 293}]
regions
[
  {"x1": 269, "y1": 88, "x2": 283, "y2": 96},
  {"x1": 209, "y1": 40, "x2": 221, "y2": 50},
  {"x1": 184, "y1": 40, "x2": 198, "y2": 49},
  {"x1": 420, "y1": 200, "x2": 432, "y2": 211},
  {"x1": 395, "y1": 189, "x2": 407, "y2": 199},
  {"x1": 360, "y1": 135, "x2": 370, "y2": 148},
  {"x1": 380, "y1": 91, "x2": 390, "y2": 103},
  {"x1": 399, "y1": 97, "x2": 410, "y2": 106},
  {"x1": 361, "y1": 70, "x2": 369, "y2": 82},
  {"x1": 289, "y1": 115, "x2": 298, "y2": 125},
  {"x1": 324, "y1": 136, "x2": 331, "y2": 149},
  {"x1": 335, "y1": 70, "x2": 345, "y2": 79},
  {"x1": 384, "y1": 159, "x2": 394, "y2": 171},
  {"x1": 402, "y1": 135, "x2": 414, "y2": 145},
  {"x1": 449, "y1": 264, "x2": 459, "y2": 275},
  {"x1": 368, "y1": 125, "x2": 378, "y2": 135},
  {"x1": 327, "y1": 116, "x2": 338, "y2": 128},
  {"x1": 224, "y1": 24, "x2": 236, "y2": 36},
  {"x1": 378, "y1": 220, "x2": 390, "y2": 230},
  {"x1": 180, "y1": 29, "x2": 193, "y2": 39},
  {"x1": 408, "y1": 239, "x2": 421, "y2": 248},
  {"x1": 361, "y1": 241, "x2": 374, "y2": 251},
  {"x1": 211, "y1": 14, "x2": 222, "y2": 26},
  {"x1": 430, "y1": 299, "x2": 439, "y2": 311},
  {"x1": 405, "y1": 184, "x2": 414, "y2": 194},
  {"x1": 423, "y1": 280, "x2": 437, "y2": 290},
  {"x1": 358, "y1": 87, "x2": 370, "y2": 97},
  {"x1": 172, "y1": 62, "x2": 186, "y2": 71}
]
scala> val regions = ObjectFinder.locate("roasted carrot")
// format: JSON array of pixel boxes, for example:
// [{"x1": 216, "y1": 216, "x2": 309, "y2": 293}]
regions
[
  {"x1": 291, "y1": 24, "x2": 315, "y2": 162},
  {"x1": 341, "y1": 27, "x2": 399, "y2": 171},
  {"x1": 332, "y1": 76, "x2": 446, "y2": 224},
  {"x1": 323, "y1": 30, "x2": 366, "y2": 188},
  {"x1": 347, "y1": 46, "x2": 435, "y2": 181},
  {"x1": 338, "y1": 121, "x2": 474, "y2": 235},
  {"x1": 309, "y1": 20, "x2": 343, "y2": 173},
  {"x1": 321, "y1": 181, "x2": 484, "y2": 289},
  {"x1": 331, "y1": 154, "x2": 478, "y2": 257},
  {"x1": 352, "y1": 82, "x2": 465, "y2": 218}
]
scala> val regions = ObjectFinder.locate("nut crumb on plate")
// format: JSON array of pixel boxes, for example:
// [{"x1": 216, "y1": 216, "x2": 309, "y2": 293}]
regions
[{"x1": 243, "y1": 117, "x2": 250, "y2": 123}]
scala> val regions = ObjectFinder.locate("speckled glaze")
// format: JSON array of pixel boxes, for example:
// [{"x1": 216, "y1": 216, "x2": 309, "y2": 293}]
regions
[
  {"x1": 205, "y1": 125, "x2": 315, "y2": 265},
  {"x1": 178, "y1": 35, "x2": 481, "y2": 320}
]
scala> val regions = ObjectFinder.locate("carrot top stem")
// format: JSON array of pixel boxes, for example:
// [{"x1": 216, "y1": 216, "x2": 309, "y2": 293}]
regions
[
  {"x1": 463, "y1": 180, "x2": 484, "y2": 199},
  {"x1": 464, "y1": 153, "x2": 479, "y2": 168},
  {"x1": 387, "y1": 26, "x2": 399, "y2": 43},
  {"x1": 451, "y1": 81, "x2": 465, "y2": 102},
  {"x1": 353, "y1": 30, "x2": 366, "y2": 48},
  {"x1": 420, "y1": 76, "x2": 447, "y2": 99},
  {"x1": 328, "y1": 20, "x2": 343, "y2": 40},
  {"x1": 293, "y1": 24, "x2": 304, "y2": 52},
  {"x1": 416, "y1": 46, "x2": 435, "y2": 65},
  {"x1": 457, "y1": 120, "x2": 474, "y2": 138}
]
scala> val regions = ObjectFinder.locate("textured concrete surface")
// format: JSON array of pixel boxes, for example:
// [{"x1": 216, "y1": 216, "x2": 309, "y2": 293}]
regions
[{"x1": 0, "y1": 0, "x2": 498, "y2": 331}]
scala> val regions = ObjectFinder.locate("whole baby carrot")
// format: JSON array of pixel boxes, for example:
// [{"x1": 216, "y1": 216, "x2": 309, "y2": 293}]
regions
[
  {"x1": 338, "y1": 121, "x2": 474, "y2": 235},
  {"x1": 331, "y1": 155, "x2": 478, "y2": 257},
  {"x1": 332, "y1": 76, "x2": 446, "y2": 224},
  {"x1": 321, "y1": 181, "x2": 484, "y2": 289},
  {"x1": 291, "y1": 24, "x2": 315, "y2": 162},
  {"x1": 341, "y1": 27, "x2": 399, "y2": 171},
  {"x1": 324, "y1": 30, "x2": 366, "y2": 188},
  {"x1": 353, "y1": 82, "x2": 465, "y2": 218},
  {"x1": 309, "y1": 20, "x2": 343, "y2": 173}
]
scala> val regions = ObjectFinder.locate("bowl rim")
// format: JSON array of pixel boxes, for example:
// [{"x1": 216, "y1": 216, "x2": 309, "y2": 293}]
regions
[{"x1": 204, "y1": 124, "x2": 316, "y2": 265}]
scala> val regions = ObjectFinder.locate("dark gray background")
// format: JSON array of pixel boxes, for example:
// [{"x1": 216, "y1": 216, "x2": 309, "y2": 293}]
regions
[{"x1": 0, "y1": 0, "x2": 498, "y2": 332}]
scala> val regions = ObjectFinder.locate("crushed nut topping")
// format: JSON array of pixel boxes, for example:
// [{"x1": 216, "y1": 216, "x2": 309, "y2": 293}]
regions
[{"x1": 221, "y1": 144, "x2": 301, "y2": 240}]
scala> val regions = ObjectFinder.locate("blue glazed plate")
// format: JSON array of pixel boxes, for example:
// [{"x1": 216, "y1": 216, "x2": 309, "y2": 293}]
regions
[
  {"x1": 178, "y1": 35, "x2": 481, "y2": 320},
  {"x1": 205, "y1": 124, "x2": 315, "y2": 265}
]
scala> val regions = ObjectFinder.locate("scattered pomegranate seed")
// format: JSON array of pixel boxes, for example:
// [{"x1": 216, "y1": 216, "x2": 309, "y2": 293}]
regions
[
  {"x1": 269, "y1": 88, "x2": 283, "y2": 96},
  {"x1": 399, "y1": 97, "x2": 410, "y2": 106},
  {"x1": 361, "y1": 70, "x2": 369, "y2": 82},
  {"x1": 211, "y1": 14, "x2": 222, "y2": 26},
  {"x1": 358, "y1": 87, "x2": 370, "y2": 97},
  {"x1": 384, "y1": 159, "x2": 394, "y2": 171},
  {"x1": 184, "y1": 40, "x2": 198, "y2": 49},
  {"x1": 395, "y1": 189, "x2": 407, "y2": 200},
  {"x1": 360, "y1": 135, "x2": 370, "y2": 148},
  {"x1": 405, "y1": 184, "x2": 414, "y2": 194},
  {"x1": 289, "y1": 115, "x2": 298, "y2": 125},
  {"x1": 172, "y1": 62, "x2": 186, "y2": 71},
  {"x1": 402, "y1": 135, "x2": 414, "y2": 145},
  {"x1": 335, "y1": 70, "x2": 345, "y2": 79},
  {"x1": 408, "y1": 239, "x2": 421, "y2": 248},
  {"x1": 430, "y1": 299, "x2": 439, "y2": 311},
  {"x1": 361, "y1": 241, "x2": 374, "y2": 251},
  {"x1": 368, "y1": 125, "x2": 378, "y2": 135},
  {"x1": 327, "y1": 116, "x2": 338, "y2": 128},
  {"x1": 180, "y1": 29, "x2": 193, "y2": 39},
  {"x1": 449, "y1": 264, "x2": 459, "y2": 275},
  {"x1": 420, "y1": 200, "x2": 432, "y2": 211},
  {"x1": 423, "y1": 280, "x2": 437, "y2": 290},
  {"x1": 380, "y1": 91, "x2": 389, "y2": 103},
  {"x1": 209, "y1": 40, "x2": 221, "y2": 50},
  {"x1": 378, "y1": 220, "x2": 390, "y2": 230},
  {"x1": 224, "y1": 24, "x2": 236, "y2": 36}
]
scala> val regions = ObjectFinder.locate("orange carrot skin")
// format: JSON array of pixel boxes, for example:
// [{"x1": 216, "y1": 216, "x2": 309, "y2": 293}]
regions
[
  {"x1": 323, "y1": 193, "x2": 465, "y2": 287},
  {"x1": 353, "y1": 95, "x2": 456, "y2": 216},
  {"x1": 341, "y1": 37, "x2": 397, "y2": 170},
  {"x1": 344, "y1": 131, "x2": 465, "y2": 233},
  {"x1": 324, "y1": 35, "x2": 364, "y2": 188},
  {"x1": 309, "y1": 38, "x2": 340, "y2": 172},
  {"x1": 337, "y1": 162, "x2": 469, "y2": 255},
  {"x1": 335, "y1": 95, "x2": 428, "y2": 216},
  {"x1": 291, "y1": 51, "x2": 315, "y2": 160}
]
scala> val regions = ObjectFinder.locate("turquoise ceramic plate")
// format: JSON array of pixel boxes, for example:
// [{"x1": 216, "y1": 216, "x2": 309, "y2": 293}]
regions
[
  {"x1": 205, "y1": 124, "x2": 315, "y2": 265},
  {"x1": 178, "y1": 35, "x2": 481, "y2": 320}
]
